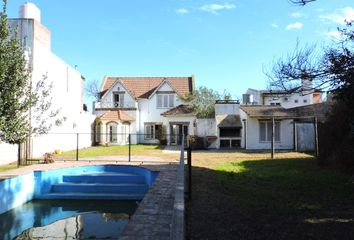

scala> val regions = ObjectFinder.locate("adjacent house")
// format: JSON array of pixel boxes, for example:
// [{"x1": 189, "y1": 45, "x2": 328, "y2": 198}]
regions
[
  {"x1": 93, "y1": 76, "x2": 196, "y2": 146},
  {"x1": 0, "y1": 3, "x2": 95, "y2": 165}
]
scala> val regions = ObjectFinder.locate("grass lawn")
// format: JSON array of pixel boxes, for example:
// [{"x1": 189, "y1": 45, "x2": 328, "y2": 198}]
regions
[
  {"x1": 0, "y1": 164, "x2": 18, "y2": 173},
  {"x1": 56, "y1": 144, "x2": 174, "y2": 160},
  {"x1": 187, "y1": 154, "x2": 354, "y2": 240}
]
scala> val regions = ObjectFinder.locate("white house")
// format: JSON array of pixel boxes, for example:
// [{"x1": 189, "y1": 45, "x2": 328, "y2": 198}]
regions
[
  {"x1": 93, "y1": 76, "x2": 196, "y2": 146},
  {"x1": 243, "y1": 84, "x2": 323, "y2": 108},
  {"x1": 0, "y1": 3, "x2": 95, "y2": 165},
  {"x1": 207, "y1": 100, "x2": 328, "y2": 151}
]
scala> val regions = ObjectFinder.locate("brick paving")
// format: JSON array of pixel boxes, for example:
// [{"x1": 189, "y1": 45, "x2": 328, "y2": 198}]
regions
[{"x1": 0, "y1": 157, "x2": 180, "y2": 239}]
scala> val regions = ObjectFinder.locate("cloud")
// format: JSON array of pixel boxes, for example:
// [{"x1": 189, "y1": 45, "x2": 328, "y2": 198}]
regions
[
  {"x1": 271, "y1": 23, "x2": 279, "y2": 28},
  {"x1": 285, "y1": 22, "x2": 303, "y2": 30},
  {"x1": 325, "y1": 31, "x2": 343, "y2": 40},
  {"x1": 290, "y1": 12, "x2": 304, "y2": 18},
  {"x1": 200, "y1": 3, "x2": 236, "y2": 15},
  {"x1": 320, "y1": 7, "x2": 354, "y2": 25},
  {"x1": 176, "y1": 8, "x2": 189, "y2": 15}
]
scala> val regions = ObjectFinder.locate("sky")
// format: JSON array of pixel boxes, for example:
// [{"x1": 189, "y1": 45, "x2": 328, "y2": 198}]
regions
[{"x1": 5, "y1": 0, "x2": 354, "y2": 105}]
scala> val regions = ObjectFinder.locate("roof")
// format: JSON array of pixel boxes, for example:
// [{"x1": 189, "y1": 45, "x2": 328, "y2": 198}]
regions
[
  {"x1": 241, "y1": 105, "x2": 296, "y2": 118},
  {"x1": 97, "y1": 110, "x2": 135, "y2": 122},
  {"x1": 216, "y1": 115, "x2": 242, "y2": 128},
  {"x1": 161, "y1": 104, "x2": 196, "y2": 116},
  {"x1": 241, "y1": 103, "x2": 330, "y2": 121},
  {"x1": 100, "y1": 77, "x2": 194, "y2": 99}
]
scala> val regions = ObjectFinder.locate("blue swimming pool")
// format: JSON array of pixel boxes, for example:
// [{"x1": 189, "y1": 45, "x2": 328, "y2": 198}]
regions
[
  {"x1": 0, "y1": 165, "x2": 158, "y2": 214},
  {"x1": 0, "y1": 199, "x2": 138, "y2": 240},
  {"x1": 0, "y1": 165, "x2": 158, "y2": 239}
]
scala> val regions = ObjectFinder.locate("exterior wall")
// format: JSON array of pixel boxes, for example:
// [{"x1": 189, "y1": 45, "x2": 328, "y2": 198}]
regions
[
  {"x1": 2, "y1": 18, "x2": 96, "y2": 160},
  {"x1": 137, "y1": 83, "x2": 184, "y2": 144},
  {"x1": 98, "y1": 81, "x2": 136, "y2": 108},
  {"x1": 263, "y1": 93, "x2": 313, "y2": 109},
  {"x1": 196, "y1": 119, "x2": 217, "y2": 148},
  {"x1": 215, "y1": 103, "x2": 241, "y2": 115},
  {"x1": 245, "y1": 117, "x2": 294, "y2": 150},
  {"x1": 0, "y1": 143, "x2": 18, "y2": 165}
]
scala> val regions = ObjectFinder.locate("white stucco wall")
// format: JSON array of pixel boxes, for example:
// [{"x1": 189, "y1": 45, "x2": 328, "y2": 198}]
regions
[
  {"x1": 0, "y1": 143, "x2": 18, "y2": 165},
  {"x1": 263, "y1": 93, "x2": 313, "y2": 109},
  {"x1": 99, "y1": 81, "x2": 136, "y2": 108},
  {"x1": 196, "y1": 119, "x2": 217, "y2": 148},
  {"x1": 137, "y1": 82, "x2": 184, "y2": 143},
  {"x1": 245, "y1": 117, "x2": 294, "y2": 150}
]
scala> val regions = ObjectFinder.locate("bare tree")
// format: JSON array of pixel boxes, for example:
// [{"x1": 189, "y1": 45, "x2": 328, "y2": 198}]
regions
[{"x1": 85, "y1": 79, "x2": 101, "y2": 101}]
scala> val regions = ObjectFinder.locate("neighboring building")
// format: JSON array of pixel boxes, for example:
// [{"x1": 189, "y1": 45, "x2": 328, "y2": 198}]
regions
[
  {"x1": 93, "y1": 76, "x2": 196, "y2": 145},
  {"x1": 243, "y1": 83, "x2": 323, "y2": 108},
  {"x1": 0, "y1": 3, "x2": 95, "y2": 165}
]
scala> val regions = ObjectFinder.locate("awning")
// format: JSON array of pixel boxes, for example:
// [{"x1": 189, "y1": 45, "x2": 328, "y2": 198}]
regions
[{"x1": 216, "y1": 115, "x2": 242, "y2": 128}]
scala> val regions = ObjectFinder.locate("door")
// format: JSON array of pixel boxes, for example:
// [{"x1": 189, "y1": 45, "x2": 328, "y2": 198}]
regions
[
  {"x1": 170, "y1": 125, "x2": 179, "y2": 145},
  {"x1": 296, "y1": 123, "x2": 315, "y2": 151}
]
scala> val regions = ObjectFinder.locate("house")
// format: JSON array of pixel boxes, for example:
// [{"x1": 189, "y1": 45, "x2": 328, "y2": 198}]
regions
[
  {"x1": 243, "y1": 83, "x2": 323, "y2": 108},
  {"x1": 0, "y1": 3, "x2": 95, "y2": 165},
  {"x1": 208, "y1": 100, "x2": 328, "y2": 151},
  {"x1": 93, "y1": 76, "x2": 196, "y2": 145}
]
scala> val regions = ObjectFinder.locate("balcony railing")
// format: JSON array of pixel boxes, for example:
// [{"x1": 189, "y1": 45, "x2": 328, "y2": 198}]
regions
[{"x1": 94, "y1": 101, "x2": 136, "y2": 109}]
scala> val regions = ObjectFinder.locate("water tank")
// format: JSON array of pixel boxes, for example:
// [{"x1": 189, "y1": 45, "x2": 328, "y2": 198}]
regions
[{"x1": 19, "y1": 2, "x2": 41, "y2": 22}]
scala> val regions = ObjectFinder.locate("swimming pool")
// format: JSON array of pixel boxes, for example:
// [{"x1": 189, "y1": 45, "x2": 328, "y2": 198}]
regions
[
  {"x1": 0, "y1": 199, "x2": 138, "y2": 240},
  {"x1": 0, "y1": 165, "x2": 158, "y2": 239}
]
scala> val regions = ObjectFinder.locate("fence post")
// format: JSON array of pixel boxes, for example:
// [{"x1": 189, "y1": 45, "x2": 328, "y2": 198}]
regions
[
  {"x1": 76, "y1": 133, "x2": 79, "y2": 161},
  {"x1": 187, "y1": 146, "x2": 192, "y2": 200},
  {"x1": 271, "y1": 117, "x2": 275, "y2": 159},
  {"x1": 128, "y1": 133, "x2": 131, "y2": 162}
]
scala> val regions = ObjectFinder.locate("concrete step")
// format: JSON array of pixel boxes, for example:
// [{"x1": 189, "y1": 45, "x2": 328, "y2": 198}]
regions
[
  {"x1": 37, "y1": 192, "x2": 145, "y2": 200},
  {"x1": 62, "y1": 172, "x2": 145, "y2": 184},
  {"x1": 51, "y1": 183, "x2": 148, "y2": 194}
]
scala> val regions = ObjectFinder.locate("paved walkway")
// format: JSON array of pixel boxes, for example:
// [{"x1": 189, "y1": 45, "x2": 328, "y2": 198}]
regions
[{"x1": 0, "y1": 157, "x2": 181, "y2": 239}]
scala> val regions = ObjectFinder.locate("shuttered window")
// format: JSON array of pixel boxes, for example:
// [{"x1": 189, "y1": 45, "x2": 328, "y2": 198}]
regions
[{"x1": 259, "y1": 121, "x2": 281, "y2": 142}]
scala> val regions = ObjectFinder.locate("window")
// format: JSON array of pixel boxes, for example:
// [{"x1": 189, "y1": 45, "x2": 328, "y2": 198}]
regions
[
  {"x1": 144, "y1": 124, "x2": 162, "y2": 140},
  {"x1": 145, "y1": 124, "x2": 155, "y2": 140},
  {"x1": 270, "y1": 102, "x2": 281, "y2": 106},
  {"x1": 294, "y1": 99, "x2": 299, "y2": 103},
  {"x1": 259, "y1": 121, "x2": 280, "y2": 142},
  {"x1": 303, "y1": 99, "x2": 308, "y2": 103},
  {"x1": 113, "y1": 93, "x2": 124, "y2": 108},
  {"x1": 157, "y1": 94, "x2": 174, "y2": 108}
]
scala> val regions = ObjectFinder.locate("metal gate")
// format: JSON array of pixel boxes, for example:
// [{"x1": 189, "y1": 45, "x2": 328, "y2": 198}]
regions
[{"x1": 296, "y1": 123, "x2": 315, "y2": 152}]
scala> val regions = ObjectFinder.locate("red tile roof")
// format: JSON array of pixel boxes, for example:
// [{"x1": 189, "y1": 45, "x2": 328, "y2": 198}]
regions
[
  {"x1": 100, "y1": 77, "x2": 194, "y2": 99},
  {"x1": 98, "y1": 110, "x2": 135, "y2": 122}
]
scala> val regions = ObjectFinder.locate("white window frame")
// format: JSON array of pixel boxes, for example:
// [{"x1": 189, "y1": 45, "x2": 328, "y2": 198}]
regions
[
  {"x1": 157, "y1": 94, "x2": 174, "y2": 108},
  {"x1": 113, "y1": 93, "x2": 124, "y2": 108},
  {"x1": 259, "y1": 121, "x2": 280, "y2": 142},
  {"x1": 145, "y1": 124, "x2": 155, "y2": 140}
]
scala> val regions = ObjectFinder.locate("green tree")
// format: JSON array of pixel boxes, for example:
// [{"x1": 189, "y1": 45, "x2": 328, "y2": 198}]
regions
[
  {"x1": 0, "y1": 0, "x2": 33, "y2": 144},
  {"x1": 0, "y1": 0, "x2": 63, "y2": 163},
  {"x1": 183, "y1": 86, "x2": 221, "y2": 118}
]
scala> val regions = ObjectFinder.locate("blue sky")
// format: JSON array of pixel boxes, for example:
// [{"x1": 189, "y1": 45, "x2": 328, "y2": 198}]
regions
[{"x1": 5, "y1": 0, "x2": 354, "y2": 104}]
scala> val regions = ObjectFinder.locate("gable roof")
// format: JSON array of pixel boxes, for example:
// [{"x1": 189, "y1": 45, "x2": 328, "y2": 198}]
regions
[
  {"x1": 98, "y1": 110, "x2": 135, "y2": 122},
  {"x1": 100, "y1": 76, "x2": 194, "y2": 99},
  {"x1": 161, "y1": 104, "x2": 196, "y2": 116}
]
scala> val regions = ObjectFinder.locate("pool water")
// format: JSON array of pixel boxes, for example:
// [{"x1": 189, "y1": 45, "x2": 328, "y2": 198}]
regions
[{"x1": 0, "y1": 199, "x2": 138, "y2": 240}]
